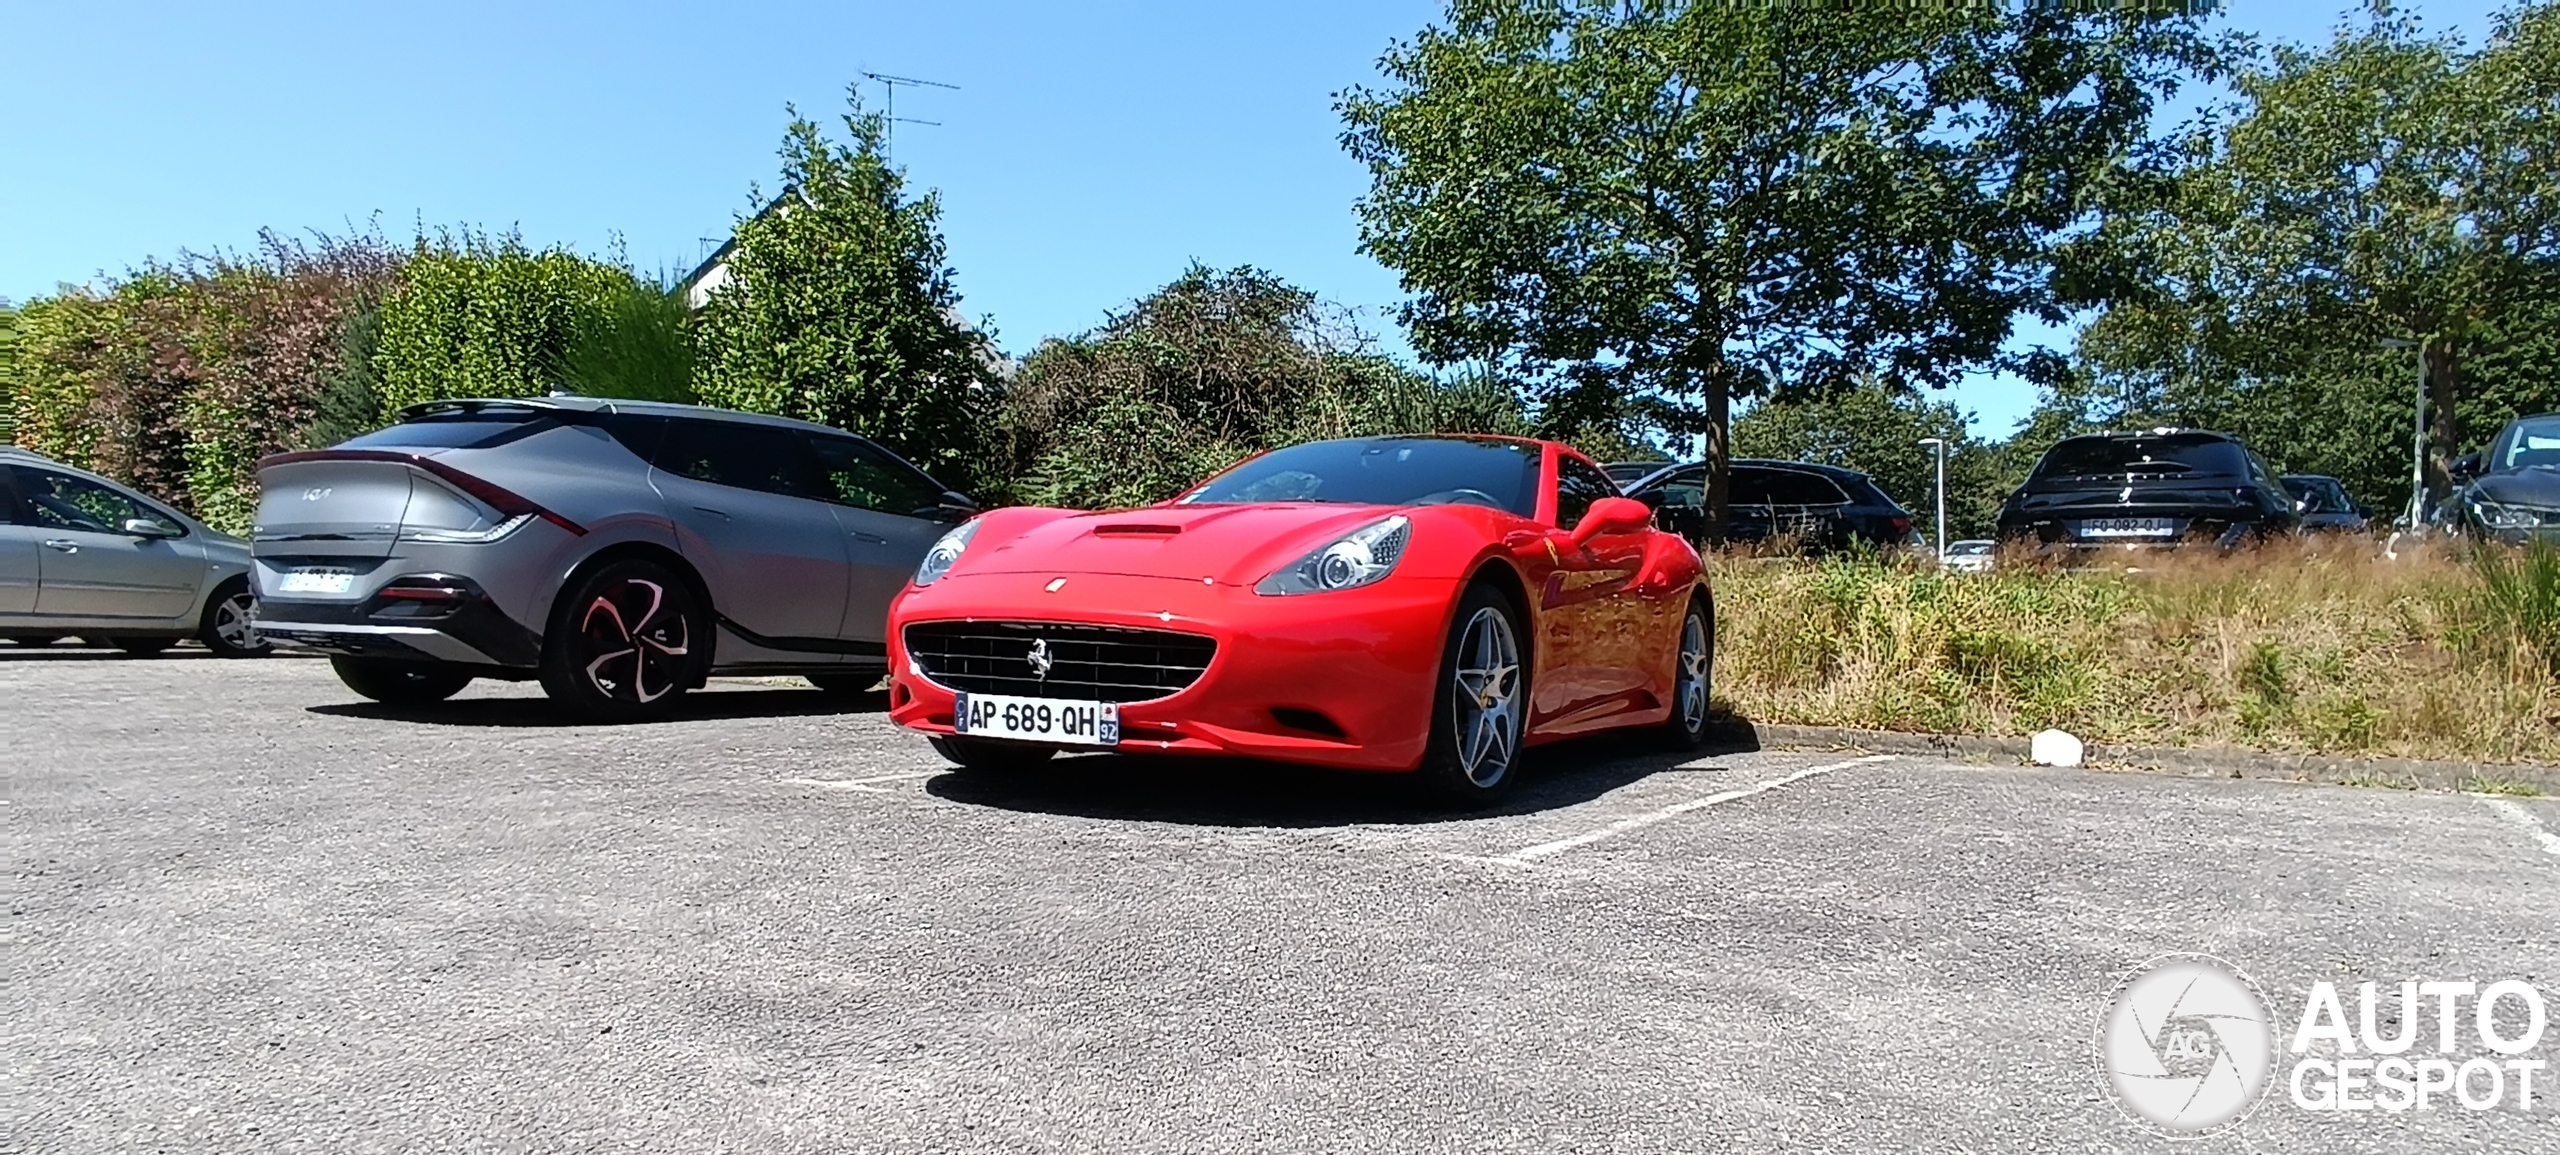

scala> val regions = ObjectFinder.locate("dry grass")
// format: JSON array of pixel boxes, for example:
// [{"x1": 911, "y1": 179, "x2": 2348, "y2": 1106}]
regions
[{"x1": 1708, "y1": 536, "x2": 2560, "y2": 765}]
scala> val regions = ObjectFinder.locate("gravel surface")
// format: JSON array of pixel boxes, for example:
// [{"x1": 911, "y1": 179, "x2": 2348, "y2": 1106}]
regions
[{"x1": 6, "y1": 648, "x2": 2557, "y2": 1153}]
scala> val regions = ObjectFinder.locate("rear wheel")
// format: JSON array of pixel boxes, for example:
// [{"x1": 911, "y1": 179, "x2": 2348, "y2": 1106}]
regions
[
  {"x1": 538, "y1": 560, "x2": 705, "y2": 723},
  {"x1": 928, "y1": 735, "x2": 1055, "y2": 775},
  {"x1": 111, "y1": 637, "x2": 174, "y2": 657},
  {"x1": 198, "y1": 578, "x2": 269, "y2": 658},
  {"x1": 331, "y1": 657, "x2": 473, "y2": 704},
  {"x1": 1656, "y1": 595, "x2": 1713, "y2": 750},
  {"x1": 1416, "y1": 584, "x2": 1529, "y2": 807}
]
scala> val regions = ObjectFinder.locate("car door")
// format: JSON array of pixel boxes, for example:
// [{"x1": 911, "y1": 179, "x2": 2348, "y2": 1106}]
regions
[
  {"x1": 1530, "y1": 453, "x2": 1651, "y2": 731},
  {"x1": 1638, "y1": 465, "x2": 1711, "y2": 545},
  {"x1": 1726, "y1": 466, "x2": 1778, "y2": 544},
  {"x1": 646, "y1": 420, "x2": 853, "y2": 652},
  {"x1": 1764, "y1": 469, "x2": 1853, "y2": 551},
  {"x1": 0, "y1": 469, "x2": 40, "y2": 617},
  {"x1": 807, "y1": 434, "x2": 958, "y2": 651},
  {"x1": 10, "y1": 465, "x2": 201, "y2": 620}
]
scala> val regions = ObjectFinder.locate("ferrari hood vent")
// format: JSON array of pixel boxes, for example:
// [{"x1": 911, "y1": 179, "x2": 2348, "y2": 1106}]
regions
[{"x1": 1091, "y1": 523, "x2": 1183, "y2": 536}]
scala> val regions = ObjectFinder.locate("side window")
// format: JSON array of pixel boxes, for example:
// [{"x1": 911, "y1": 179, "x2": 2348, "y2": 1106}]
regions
[
  {"x1": 809, "y1": 436, "x2": 946, "y2": 518},
  {"x1": 1658, "y1": 466, "x2": 1707, "y2": 512},
  {"x1": 1766, "y1": 471, "x2": 1851, "y2": 506},
  {"x1": 1553, "y1": 455, "x2": 1619, "y2": 530},
  {"x1": 655, "y1": 421, "x2": 828, "y2": 501},
  {"x1": 1728, "y1": 467, "x2": 1775, "y2": 506},
  {"x1": 12, "y1": 467, "x2": 175, "y2": 534}
]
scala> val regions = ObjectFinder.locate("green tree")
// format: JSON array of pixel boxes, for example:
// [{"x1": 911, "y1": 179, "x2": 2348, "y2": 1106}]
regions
[
  {"x1": 2074, "y1": 1, "x2": 2560, "y2": 510},
  {"x1": 1001, "y1": 264, "x2": 1528, "y2": 509},
  {"x1": 692, "y1": 91, "x2": 998, "y2": 486},
  {"x1": 1340, "y1": 0, "x2": 2227, "y2": 540},
  {"x1": 1733, "y1": 386, "x2": 2003, "y2": 540},
  {"x1": 372, "y1": 229, "x2": 633, "y2": 416}
]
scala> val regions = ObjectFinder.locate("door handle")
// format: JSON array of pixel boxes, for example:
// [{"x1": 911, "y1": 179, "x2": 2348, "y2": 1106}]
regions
[
  {"x1": 42, "y1": 539, "x2": 77, "y2": 553},
  {"x1": 692, "y1": 506, "x2": 730, "y2": 520},
  {"x1": 849, "y1": 531, "x2": 890, "y2": 546}
]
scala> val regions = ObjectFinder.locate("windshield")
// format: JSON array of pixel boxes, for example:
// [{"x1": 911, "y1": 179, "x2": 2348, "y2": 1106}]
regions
[
  {"x1": 2283, "y1": 476, "x2": 2353, "y2": 512},
  {"x1": 2033, "y1": 434, "x2": 2248, "y2": 480},
  {"x1": 1605, "y1": 461, "x2": 1667, "y2": 485},
  {"x1": 1181, "y1": 437, "x2": 1543, "y2": 516},
  {"x1": 2492, "y1": 416, "x2": 2560, "y2": 472}
]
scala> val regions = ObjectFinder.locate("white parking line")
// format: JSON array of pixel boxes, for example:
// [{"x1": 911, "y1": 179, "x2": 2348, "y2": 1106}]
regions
[
  {"x1": 776, "y1": 770, "x2": 944, "y2": 794},
  {"x1": 1491, "y1": 754, "x2": 1895, "y2": 865},
  {"x1": 2482, "y1": 797, "x2": 2560, "y2": 857}
]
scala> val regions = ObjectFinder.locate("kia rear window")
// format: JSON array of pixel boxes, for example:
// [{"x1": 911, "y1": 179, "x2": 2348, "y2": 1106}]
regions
[
  {"x1": 337, "y1": 414, "x2": 559, "y2": 451},
  {"x1": 2033, "y1": 435, "x2": 2248, "y2": 479}
]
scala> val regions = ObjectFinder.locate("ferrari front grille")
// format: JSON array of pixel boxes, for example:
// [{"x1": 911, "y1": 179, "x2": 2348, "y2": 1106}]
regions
[{"x1": 902, "y1": 621, "x2": 1217, "y2": 704}]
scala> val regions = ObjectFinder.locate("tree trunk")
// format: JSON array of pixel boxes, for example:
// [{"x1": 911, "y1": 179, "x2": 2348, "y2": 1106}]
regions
[
  {"x1": 1703, "y1": 362, "x2": 1731, "y2": 548},
  {"x1": 2423, "y1": 338, "x2": 2461, "y2": 509}
]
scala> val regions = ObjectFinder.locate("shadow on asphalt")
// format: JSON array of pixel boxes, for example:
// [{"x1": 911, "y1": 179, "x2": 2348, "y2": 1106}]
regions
[
  {"x1": 307, "y1": 688, "x2": 891, "y2": 727},
  {"x1": 923, "y1": 719, "x2": 1765, "y2": 828}
]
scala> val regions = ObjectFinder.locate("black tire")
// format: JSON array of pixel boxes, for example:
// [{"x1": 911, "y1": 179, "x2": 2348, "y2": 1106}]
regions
[
  {"x1": 331, "y1": 656, "x2": 473, "y2": 704},
  {"x1": 928, "y1": 734, "x2": 1055, "y2": 775},
  {"x1": 537, "y1": 559, "x2": 706, "y2": 723},
  {"x1": 1416, "y1": 583, "x2": 1531, "y2": 807},
  {"x1": 1656, "y1": 594, "x2": 1714, "y2": 751},
  {"x1": 197, "y1": 577, "x2": 270, "y2": 658},
  {"x1": 111, "y1": 637, "x2": 174, "y2": 657},
  {"x1": 806, "y1": 671, "x2": 885, "y2": 696},
  {"x1": 2, "y1": 634, "x2": 65, "y2": 647}
]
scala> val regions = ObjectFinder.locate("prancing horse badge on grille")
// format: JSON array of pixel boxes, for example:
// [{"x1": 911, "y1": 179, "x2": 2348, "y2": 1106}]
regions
[{"x1": 1025, "y1": 637, "x2": 1054, "y2": 680}]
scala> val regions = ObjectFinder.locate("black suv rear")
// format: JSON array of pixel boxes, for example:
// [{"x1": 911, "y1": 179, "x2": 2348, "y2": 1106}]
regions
[{"x1": 1997, "y1": 429, "x2": 2299, "y2": 551}]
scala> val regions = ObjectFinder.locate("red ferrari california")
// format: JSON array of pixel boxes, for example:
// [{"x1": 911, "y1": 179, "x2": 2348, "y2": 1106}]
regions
[{"x1": 885, "y1": 435, "x2": 1711, "y2": 803}]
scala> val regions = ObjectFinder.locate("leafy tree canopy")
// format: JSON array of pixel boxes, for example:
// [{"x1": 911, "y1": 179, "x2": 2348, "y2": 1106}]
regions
[{"x1": 1341, "y1": 0, "x2": 2229, "y2": 537}]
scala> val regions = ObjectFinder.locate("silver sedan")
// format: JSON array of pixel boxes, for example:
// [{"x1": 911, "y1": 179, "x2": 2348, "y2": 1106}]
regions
[{"x1": 0, "y1": 447, "x2": 266, "y2": 657}]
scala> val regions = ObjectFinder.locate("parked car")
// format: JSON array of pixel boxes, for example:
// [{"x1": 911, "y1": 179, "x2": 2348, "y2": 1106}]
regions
[
  {"x1": 1940, "y1": 539, "x2": 1997, "y2": 573},
  {"x1": 1996, "y1": 429, "x2": 2299, "y2": 552},
  {"x1": 0, "y1": 447, "x2": 266, "y2": 657},
  {"x1": 887, "y1": 435, "x2": 1709, "y2": 806},
  {"x1": 1618, "y1": 459, "x2": 1916, "y2": 552},
  {"x1": 2445, "y1": 412, "x2": 2560, "y2": 545},
  {"x1": 1604, "y1": 460, "x2": 1672, "y2": 486},
  {"x1": 2280, "y1": 474, "x2": 2373, "y2": 534},
  {"x1": 249, "y1": 396, "x2": 973, "y2": 719}
]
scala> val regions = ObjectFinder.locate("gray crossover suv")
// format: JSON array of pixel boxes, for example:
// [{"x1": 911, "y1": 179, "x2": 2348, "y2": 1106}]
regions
[
  {"x1": 0, "y1": 446, "x2": 266, "y2": 657},
  {"x1": 249, "y1": 397, "x2": 973, "y2": 720}
]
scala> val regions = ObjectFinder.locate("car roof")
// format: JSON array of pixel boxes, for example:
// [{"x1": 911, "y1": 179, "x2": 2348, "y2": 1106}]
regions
[
  {"x1": 2064, "y1": 427, "x2": 2243, "y2": 443},
  {"x1": 0, "y1": 445, "x2": 65, "y2": 465},
  {"x1": 391, "y1": 395, "x2": 861, "y2": 439},
  {"x1": 1621, "y1": 457, "x2": 1879, "y2": 481}
]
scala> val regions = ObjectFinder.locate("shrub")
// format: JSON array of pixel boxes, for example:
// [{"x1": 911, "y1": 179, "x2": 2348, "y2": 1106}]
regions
[{"x1": 373, "y1": 229, "x2": 633, "y2": 417}]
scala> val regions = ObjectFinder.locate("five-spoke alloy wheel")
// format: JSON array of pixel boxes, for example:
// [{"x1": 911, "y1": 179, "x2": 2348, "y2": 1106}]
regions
[
  {"x1": 539, "y1": 560, "x2": 706, "y2": 723},
  {"x1": 1657, "y1": 595, "x2": 1713, "y2": 750},
  {"x1": 1418, "y1": 583, "x2": 1529, "y2": 806}
]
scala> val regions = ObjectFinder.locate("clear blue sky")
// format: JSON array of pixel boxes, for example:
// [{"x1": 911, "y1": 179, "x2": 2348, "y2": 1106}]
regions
[{"x1": 0, "y1": 0, "x2": 2512, "y2": 440}]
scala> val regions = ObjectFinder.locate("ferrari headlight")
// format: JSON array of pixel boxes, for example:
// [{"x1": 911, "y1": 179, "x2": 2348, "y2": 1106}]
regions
[
  {"x1": 912, "y1": 519, "x2": 981, "y2": 587},
  {"x1": 2473, "y1": 499, "x2": 2546, "y2": 530},
  {"x1": 1256, "y1": 516, "x2": 1410, "y2": 596}
]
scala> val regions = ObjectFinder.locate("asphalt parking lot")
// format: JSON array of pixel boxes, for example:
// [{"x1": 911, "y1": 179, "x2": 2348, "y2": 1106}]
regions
[{"x1": 7, "y1": 649, "x2": 2559, "y2": 1153}]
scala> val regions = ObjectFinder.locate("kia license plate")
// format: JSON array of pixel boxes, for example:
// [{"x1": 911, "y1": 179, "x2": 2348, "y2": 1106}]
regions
[
  {"x1": 2079, "y1": 518, "x2": 2178, "y2": 539},
  {"x1": 953, "y1": 692, "x2": 1119, "y2": 747},
  {"x1": 279, "y1": 568, "x2": 357, "y2": 594}
]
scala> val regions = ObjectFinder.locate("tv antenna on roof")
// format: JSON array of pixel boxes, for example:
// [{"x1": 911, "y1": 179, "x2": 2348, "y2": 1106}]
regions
[{"x1": 860, "y1": 71, "x2": 958, "y2": 159}]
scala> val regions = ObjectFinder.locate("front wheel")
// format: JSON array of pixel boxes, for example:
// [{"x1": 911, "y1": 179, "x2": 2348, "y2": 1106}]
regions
[
  {"x1": 1416, "y1": 584, "x2": 1530, "y2": 807},
  {"x1": 928, "y1": 735, "x2": 1055, "y2": 775},
  {"x1": 537, "y1": 560, "x2": 706, "y2": 723},
  {"x1": 1655, "y1": 595, "x2": 1713, "y2": 750},
  {"x1": 331, "y1": 657, "x2": 473, "y2": 704},
  {"x1": 198, "y1": 578, "x2": 270, "y2": 658}
]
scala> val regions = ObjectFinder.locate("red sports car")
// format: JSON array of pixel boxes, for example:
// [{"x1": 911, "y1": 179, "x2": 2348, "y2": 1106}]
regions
[{"x1": 885, "y1": 435, "x2": 1711, "y2": 803}]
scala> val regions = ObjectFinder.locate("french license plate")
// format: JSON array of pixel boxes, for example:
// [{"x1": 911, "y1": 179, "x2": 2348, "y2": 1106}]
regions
[
  {"x1": 2079, "y1": 518, "x2": 2178, "y2": 539},
  {"x1": 279, "y1": 569, "x2": 356, "y2": 594},
  {"x1": 953, "y1": 692, "x2": 1119, "y2": 747}
]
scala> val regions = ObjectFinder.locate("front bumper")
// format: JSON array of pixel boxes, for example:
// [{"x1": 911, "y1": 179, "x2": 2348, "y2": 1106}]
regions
[{"x1": 887, "y1": 571, "x2": 1454, "y2": 772}]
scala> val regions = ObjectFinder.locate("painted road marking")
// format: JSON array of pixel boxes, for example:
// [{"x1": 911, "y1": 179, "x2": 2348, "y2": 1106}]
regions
[
  {"x1": 1492, "y1": 754, "x2": 1896, "y2": 865},
  {"x1": 2482, "y1": 797, "x2": 2560, "y2": 858},
  {"x1": 777, "y1": 770, "x2": 944, "y2": 794}
]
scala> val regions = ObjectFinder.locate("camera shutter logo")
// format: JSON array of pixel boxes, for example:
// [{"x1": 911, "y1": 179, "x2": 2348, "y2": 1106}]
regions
[
  {"x1": 1025, "y1": 637, "x2": 1053, "y2": 681},
  {"x1": 2096, "y1": 953, "x2": 2276, "y2": 1137}
]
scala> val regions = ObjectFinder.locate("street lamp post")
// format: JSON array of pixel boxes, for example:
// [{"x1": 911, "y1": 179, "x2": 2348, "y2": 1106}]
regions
[
  {"x1": 1917, "y1": 437, "x2": 1947, "y2": 564},
  {"x1": 2378, "y1": 336, "x2": 2424, "y2": 529}
]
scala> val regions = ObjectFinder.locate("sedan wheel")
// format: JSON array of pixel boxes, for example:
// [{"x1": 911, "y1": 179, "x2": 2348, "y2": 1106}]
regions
[
  {"x1": 199, "y1": 581, "x2": 270, "y2": 658},
  {"x1": 538, "y1": 560, "x2": 704, "y2": 723},
  {"x1": 1418, "y1": 585, "x2": 1528, "y2": 806}
]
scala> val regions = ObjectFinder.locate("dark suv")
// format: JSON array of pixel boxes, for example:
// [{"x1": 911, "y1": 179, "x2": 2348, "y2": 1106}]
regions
[
  {"x1": 1997, "y1": 429, "x2": 2299, "y2": 551},
  {"x1": 2445, "y1": 412, "x2": 2560, "y2": 544},
  {"x1": 1620, "y1": 459, "x2": 1916, "y2": 551}
]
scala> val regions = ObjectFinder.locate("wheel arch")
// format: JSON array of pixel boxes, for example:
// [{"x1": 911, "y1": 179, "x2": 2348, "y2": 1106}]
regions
[
  {"x1": 1462, "y1": 556, "x2": 1536, "y2": 683},
  {"x1": 551, "y1": 541, "x2": 718, "y2": 674}
]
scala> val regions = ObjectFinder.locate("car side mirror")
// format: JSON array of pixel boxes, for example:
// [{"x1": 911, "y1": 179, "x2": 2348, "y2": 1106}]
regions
[
  {"x1": 2357, "y1": 504, "x2": 2375, "y2": 520},
  {"x1": 122, "y1": 518, "x2": 180, "y2": 539},
  {"x1": 1567, "y1": 496, "x2": 1653, "y2": 547},
  {"x1": 933, "y1": 492, "x2": 978, "y2": 523},
  {"x1": 2451, "y1": 452, "x2": 2481, "y2": 482}
]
